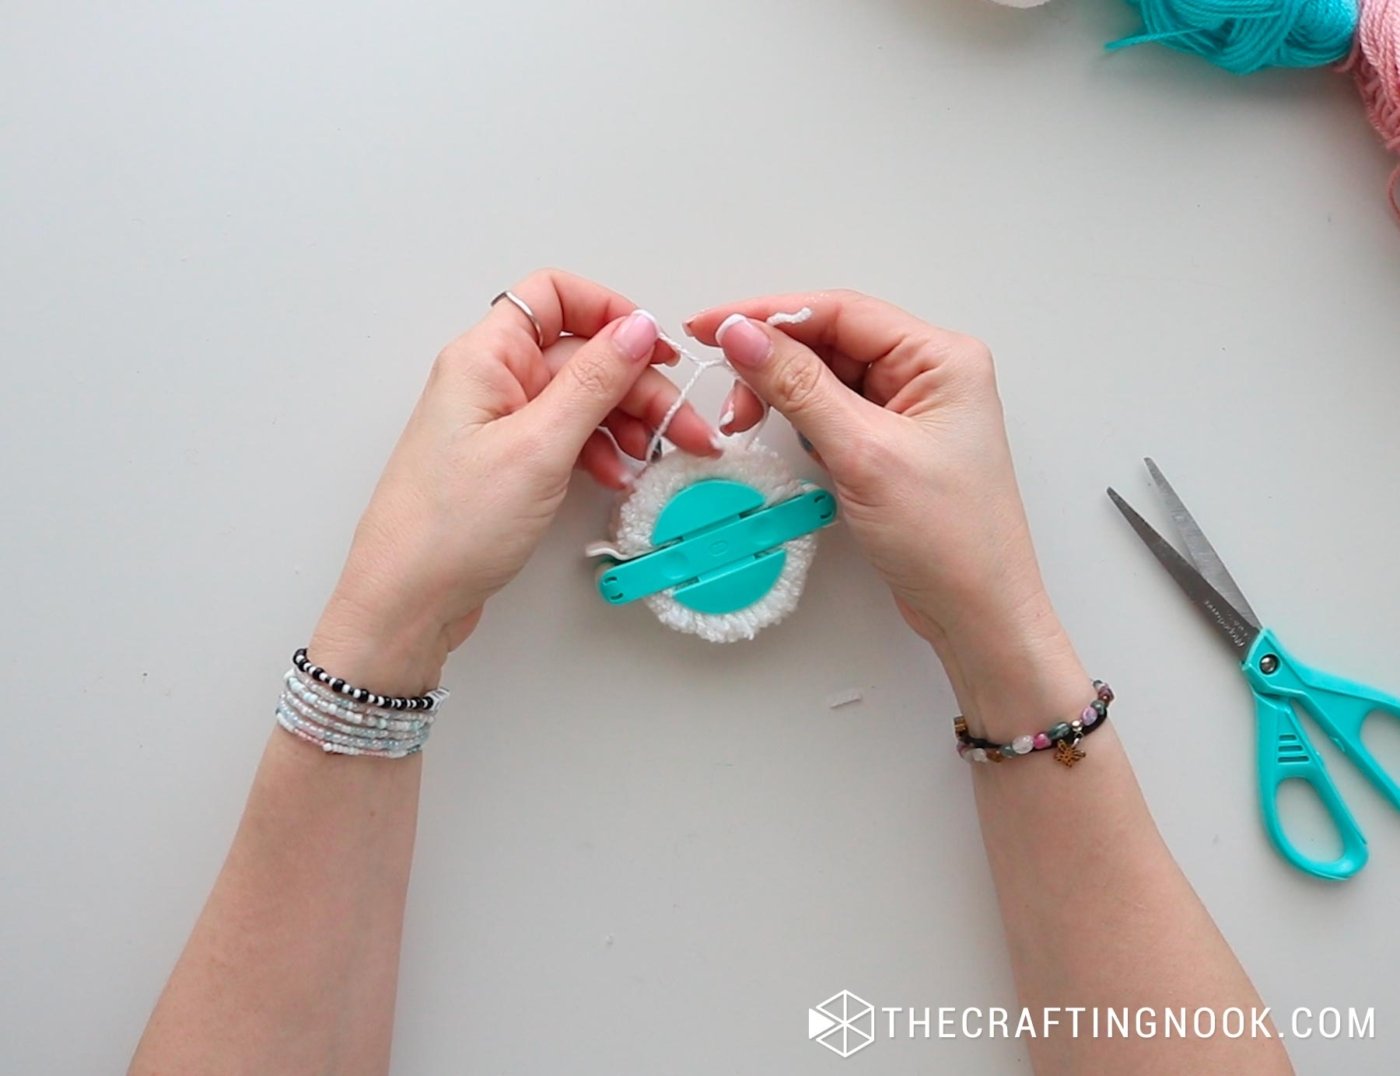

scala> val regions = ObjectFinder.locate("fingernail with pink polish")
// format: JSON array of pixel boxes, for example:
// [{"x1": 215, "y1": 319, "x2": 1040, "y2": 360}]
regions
[
  {"x1": 616, "y1": 309, "x2": 659, "y2": 362},
  {"x1": 716, "y1": 314, "x2": 771, "y2": 369}
]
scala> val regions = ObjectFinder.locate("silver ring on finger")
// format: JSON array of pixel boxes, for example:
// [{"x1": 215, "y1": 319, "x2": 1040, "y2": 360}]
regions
[{"x1": 490, "y1": 290, "x2": 545, "y2": 348}]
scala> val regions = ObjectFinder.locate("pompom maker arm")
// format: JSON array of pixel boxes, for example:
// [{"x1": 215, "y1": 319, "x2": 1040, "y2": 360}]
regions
[{"x1": 596, "y1": 481, "x2": 837, "y2": 612}]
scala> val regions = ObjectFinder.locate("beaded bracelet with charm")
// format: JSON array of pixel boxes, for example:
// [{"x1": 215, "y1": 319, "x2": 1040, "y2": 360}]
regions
[{"x1": 955, "y1": 681, "x2": 1114, "y2": 768}]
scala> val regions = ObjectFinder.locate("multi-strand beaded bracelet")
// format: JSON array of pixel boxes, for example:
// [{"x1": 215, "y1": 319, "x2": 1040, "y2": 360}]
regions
[
  {"x1": 955, "y1": 681, "x2": 1114, "y2": 768},
  {"x1": 274, "y1": 647, "x2": 449, "y2": 758}
]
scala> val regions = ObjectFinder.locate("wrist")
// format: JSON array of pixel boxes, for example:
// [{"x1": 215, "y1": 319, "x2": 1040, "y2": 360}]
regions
[
  {"x1": 308, "y1": 587, "x2": 455, "y2": 697},
  {"x1": 929, "y1": 593, "x2": 1092, "y2": 742}
]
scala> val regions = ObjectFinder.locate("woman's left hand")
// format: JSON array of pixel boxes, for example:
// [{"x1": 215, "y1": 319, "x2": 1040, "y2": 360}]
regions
[{"x1": 308, "y1": 269, "x2": 720, "y2": 693}]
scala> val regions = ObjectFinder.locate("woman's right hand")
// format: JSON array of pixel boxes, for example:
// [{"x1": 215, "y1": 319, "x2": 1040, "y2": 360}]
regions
[
  {"x1": 689, "y1": 294, "x2": 1289, "y2": 1076},
  {"x1": 684, "y1": 291, "x2": 1088, "y2": 733}
]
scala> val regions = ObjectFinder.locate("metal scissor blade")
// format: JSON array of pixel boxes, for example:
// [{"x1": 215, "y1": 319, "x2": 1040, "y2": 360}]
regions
[
  {"x1": 1143, "y1": 458, "x2": 1261, "y2": 630},
  {"x1": 1108, "y1": 487, "x2": 1261, "y2": 656}
]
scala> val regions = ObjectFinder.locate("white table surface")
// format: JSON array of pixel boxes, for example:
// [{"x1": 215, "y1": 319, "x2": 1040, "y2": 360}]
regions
[{"x1": 3, "y1": 1, "x2": 1399, "y2": 1072}]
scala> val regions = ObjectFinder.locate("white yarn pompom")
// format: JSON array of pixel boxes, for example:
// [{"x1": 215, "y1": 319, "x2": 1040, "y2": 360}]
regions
[{"x1": 608, "y1": 444, "x2": 820, "y2": 644}]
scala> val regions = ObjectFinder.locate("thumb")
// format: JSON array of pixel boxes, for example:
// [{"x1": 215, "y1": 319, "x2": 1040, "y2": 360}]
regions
[
  {"x1": 716, "y1": 314, "x2": 871, "y2": 458},
  {"x1": 525, "y1": 309, "x2": 659, "y2": 454}
]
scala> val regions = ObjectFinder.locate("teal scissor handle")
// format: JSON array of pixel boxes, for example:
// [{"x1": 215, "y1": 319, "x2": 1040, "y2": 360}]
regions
[
  {"x1": 1249, "y1": 691, "x2": 1368, "y2": 881},
  {"x1": 1243, "y1": 629, "x2": 1400, "y2": 880}
]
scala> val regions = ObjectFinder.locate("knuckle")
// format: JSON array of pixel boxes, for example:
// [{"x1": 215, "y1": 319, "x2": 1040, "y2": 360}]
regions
[
  {"x1": 565, "y1": 350, "x2": 616, "y2": 400},
  {"x1": 954, "y1": 335, "x2": 997, "y2": 387},
  {"x1": 772, "y1": 357, "x2": 825, "y2": 413},
  {"x1": 429, "y1": 340, "x2": 471, "y2": 383},
  {"x1": 631, "y1": 376, "x2": 670, "y2": 426},
  {"x1": 838, "y1": 425, "x2": 899, "y2": 485},
  {"x1": 427, "y1": 329, "x2": 505, "y2": 396},
  {"x1": 956, "y1": 333, "x2": 994, "y2": 366}
]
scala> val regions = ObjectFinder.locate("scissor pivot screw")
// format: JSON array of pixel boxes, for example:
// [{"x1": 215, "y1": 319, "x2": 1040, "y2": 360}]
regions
[{"x1": 1259, "y1": 654, "x2": 1280, "y2": 675}]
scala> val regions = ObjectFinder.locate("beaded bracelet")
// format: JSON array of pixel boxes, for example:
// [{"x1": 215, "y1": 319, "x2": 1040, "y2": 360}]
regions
[
  {"x1": 276, "y1": 652, "x2": 450, "y2": 757},
  {"x1": 277, "y1": 702, "x2": 425, "y2": 758},
  {"x1": 281, "y1": 687, "x2": 430, "y2": 747},
  {"x1": 277, "y1": 691, "x2": 432, "y2": 756},
  {"x1": 955, "y1": 681, "x2": 1114, "y2": 768},
  {"x1": 278, "y1": 675, "x2": 432, "y2": 752},
  {"x1": 292, "y1": 647, "x2": 445, "y2": 711},
  {"x1": 286, "y1": 669, "x2": 436, "y2": 732}
]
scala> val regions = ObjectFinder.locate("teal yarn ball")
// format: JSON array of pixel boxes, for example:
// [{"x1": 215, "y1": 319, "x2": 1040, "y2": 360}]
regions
[{"x1": 1108, "y1": 0, "x2": 1359, "y2": 74}]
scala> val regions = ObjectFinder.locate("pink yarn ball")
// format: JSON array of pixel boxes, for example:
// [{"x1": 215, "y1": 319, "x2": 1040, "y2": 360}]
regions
[{"x1": 1344, "y1": 0, "x2": 1400, "y2": 220}]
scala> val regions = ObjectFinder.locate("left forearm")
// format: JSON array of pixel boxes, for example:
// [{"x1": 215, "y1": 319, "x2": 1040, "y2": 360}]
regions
[
  {"x1": 131, "y1": 628, "x2": 432, "y2": 1076},
  {"x1": 132, "y1": 272, "x2": 706, "y2": 1073}
]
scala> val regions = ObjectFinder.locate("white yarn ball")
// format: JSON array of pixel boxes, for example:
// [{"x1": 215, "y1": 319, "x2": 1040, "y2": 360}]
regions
[
  {"x1": 986, "y1": 0, "x2": 1053, "y2": 8},
  {"x1": 610, "y1": 445, "x2": 820, "y2": 644}
]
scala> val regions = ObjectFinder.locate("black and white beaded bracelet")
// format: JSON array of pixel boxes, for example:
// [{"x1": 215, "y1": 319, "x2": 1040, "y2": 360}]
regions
[{"x1": 292, "y1": 647, "x2": 445, "y2": 711}]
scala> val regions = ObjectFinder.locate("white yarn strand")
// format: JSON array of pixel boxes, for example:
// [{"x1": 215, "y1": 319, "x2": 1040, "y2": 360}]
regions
[
  {"x1": 644, "y1": 330, "x2": 727, "y2": 463},
  {"x1": 642, "y1": 309, "x2": 813, "y2": 463},
  {"x1": 765, "y1": 307, "x2": 813, "y2": 327},
  {"x1": 597, "y1": 307, "x2": 825, "y2": 643}
]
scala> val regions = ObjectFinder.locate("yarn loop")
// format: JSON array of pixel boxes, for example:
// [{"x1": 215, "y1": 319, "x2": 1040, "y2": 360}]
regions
[{"x1": 1109, "y1": 0, "x2": 1359, "y2": 73}]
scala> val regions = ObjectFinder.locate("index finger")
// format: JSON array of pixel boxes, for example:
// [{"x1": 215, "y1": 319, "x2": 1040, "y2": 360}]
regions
[
  {"x1": 540, "y1": 336, "x2": 721, "y2": 458},
  {"x1": 488, "y1": 268, "x2": 676, "y2": 365}
]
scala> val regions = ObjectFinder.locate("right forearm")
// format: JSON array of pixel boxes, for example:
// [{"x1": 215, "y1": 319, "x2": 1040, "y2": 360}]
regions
[
  {"x1": 681, "y1": 290, "x2": 1290, "y2": 1073},
  {"x1": 935, "y1": 614, "x2": 1292, "y2": 1074}
]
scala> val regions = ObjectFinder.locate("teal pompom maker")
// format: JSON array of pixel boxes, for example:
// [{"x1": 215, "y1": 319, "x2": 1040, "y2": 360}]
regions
[
  {"x1": 587, "y1": 310, "x2": 839, "y2": 643},
  {"x1": 587, "y1": 445, "x2": 839, "y2": 643},
  {"x1": 598, "y1": 479, "x2": 836, "y2": 613}
]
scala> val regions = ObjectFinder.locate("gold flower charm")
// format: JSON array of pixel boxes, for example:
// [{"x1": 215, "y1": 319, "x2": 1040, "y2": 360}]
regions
[{"x1": 1054, "y1": 738, "x2": 1086, "y2": 768}]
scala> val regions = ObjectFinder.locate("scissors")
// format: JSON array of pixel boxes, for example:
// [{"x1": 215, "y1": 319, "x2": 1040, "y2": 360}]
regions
[{"x1": 1108, "y1": 459, "x2": 1400, "y2": 881}]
